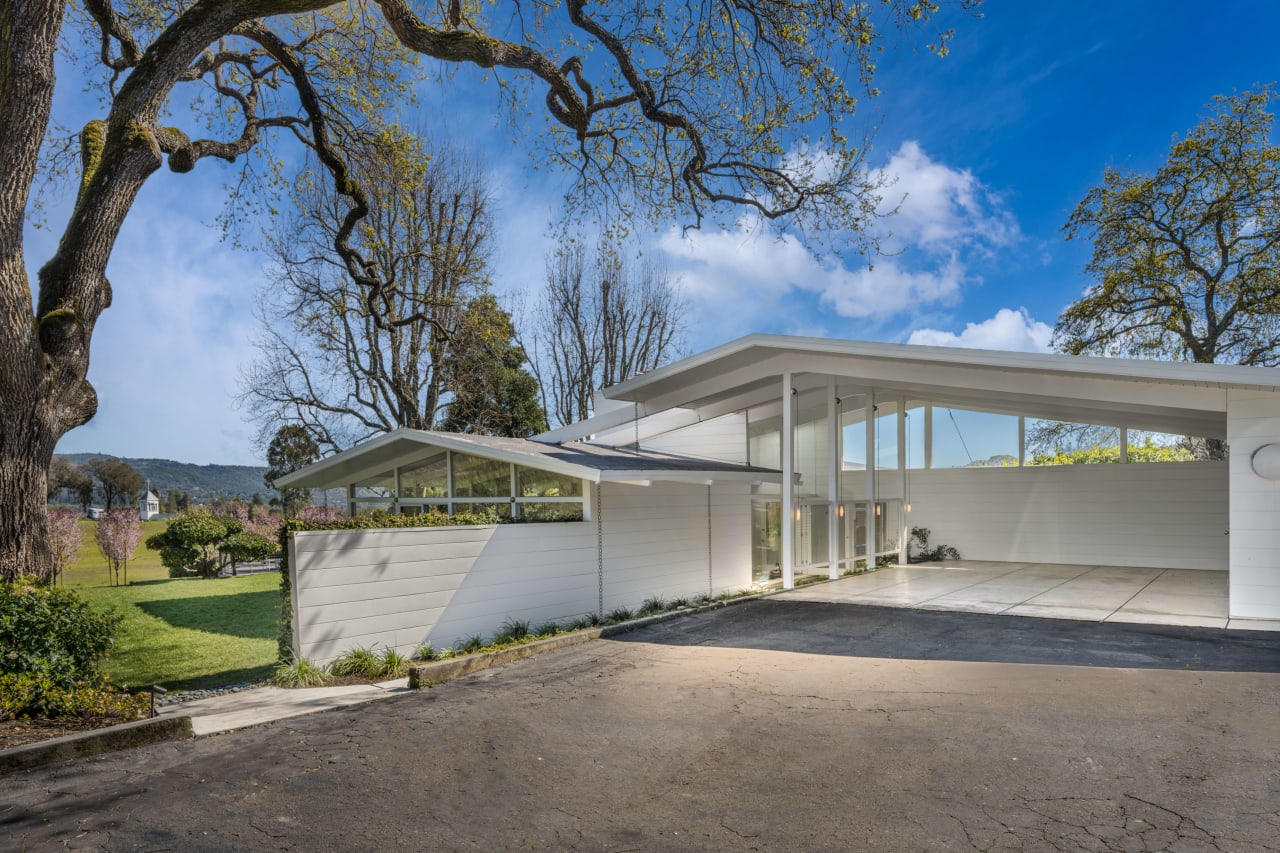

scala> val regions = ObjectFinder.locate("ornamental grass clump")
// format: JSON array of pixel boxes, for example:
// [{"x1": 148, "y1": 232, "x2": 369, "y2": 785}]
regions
[
  {"x1": 328, "y1": 647, "x2": 380, "y2": 677},
  {"x1": 272, "y1": 657, "x2": 330, "y2": 688}
]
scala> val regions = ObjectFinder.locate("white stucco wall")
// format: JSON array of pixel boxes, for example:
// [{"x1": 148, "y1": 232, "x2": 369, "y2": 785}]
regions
[
  {"x1": 1227, "y1": 390, "x2": 1280, "y2": 619},
  {"x1": 906, "y1": 461, "x2": 1228, "y2": 571},
  {"x1": 291, "y1": 481, "x2": 754, "y2": 664}
]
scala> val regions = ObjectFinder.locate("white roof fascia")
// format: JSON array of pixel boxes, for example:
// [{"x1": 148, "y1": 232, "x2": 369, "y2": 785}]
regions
[{"x1": 602, "y1": 334, "x2": 1280, "y2": 403}]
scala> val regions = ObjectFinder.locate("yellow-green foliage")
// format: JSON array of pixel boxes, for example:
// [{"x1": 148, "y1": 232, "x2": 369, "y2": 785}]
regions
[{"x1": 1030, "y1": 438, "x2": 1195, "y2": 466}]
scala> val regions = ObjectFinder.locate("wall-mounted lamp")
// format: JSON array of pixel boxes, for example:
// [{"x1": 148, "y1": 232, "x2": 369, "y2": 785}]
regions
[
  {"x1": 794, "y1": 508, "x2": 802, "y2": 521},
  {"x1": 838, "y1": 504, "x2": 845, "y2": 518},
  {"x1": 905, "y1": 503, "x2": 912, "y2": 513},
  {"x1": 1251, "y1": 443, "x2": 1280, "y2": 480},
  {"x1": 874, "y1": 504, "x2": 881, "y2": 516}
]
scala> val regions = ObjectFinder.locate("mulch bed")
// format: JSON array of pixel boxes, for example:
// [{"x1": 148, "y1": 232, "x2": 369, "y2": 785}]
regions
[{"x1": 0, "y1": 715, "x2": 143, "y2": 751}]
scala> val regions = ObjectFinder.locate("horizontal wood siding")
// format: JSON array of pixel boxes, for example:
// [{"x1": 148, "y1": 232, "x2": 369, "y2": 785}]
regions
[
  {"x1": 1228, "y1": 390, "x2": 1280, "y2": 618},
  {"x1": 907, "y1": 462, "x2": 1227, "y2": 571},
  {"x1": 600, "y1": 482, "x2": 715, "y2": 610},
  {"x1": 292, "y1": 523, "x2": 598, "y2": 664}
]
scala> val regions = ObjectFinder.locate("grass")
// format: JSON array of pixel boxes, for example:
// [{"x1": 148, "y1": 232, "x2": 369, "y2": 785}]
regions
[
  {"x1": 62, "y1": 518, "x2": 170, "y2": 587},
  {"x1": 77, "y1": 573, "x2": 281, "y2": 691}
]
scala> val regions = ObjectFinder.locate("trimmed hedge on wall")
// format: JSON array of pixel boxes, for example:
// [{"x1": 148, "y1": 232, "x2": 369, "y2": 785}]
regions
[{"x1": 275, "y1": 509, "x2": 504, "y2": 663}]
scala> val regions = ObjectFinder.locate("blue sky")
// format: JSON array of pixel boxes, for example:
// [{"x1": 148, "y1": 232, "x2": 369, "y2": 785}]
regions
[{"x1": 34, "y1": 1, "x2": 1280, "y2": 466}]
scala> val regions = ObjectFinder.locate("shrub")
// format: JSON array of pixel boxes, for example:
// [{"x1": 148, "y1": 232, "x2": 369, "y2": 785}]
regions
[
  {"x1": 639, "y1": 596, "x2": 667, "y2": 616},
  {"x1": 272, "y1": 658, "x2": 330, "y2": 688},
  {"x1": 532, "y1": 621, "x2": 561, "y2": 637},
  {"x1": 492, "y1": 618, "x2": 530, "y2": 644},
  {"x1": 218, "y1": 531, "x2": 277, "y2": 573},
  {"x1": 376, "y1": 648, "x2": 409, "y2": 679},
  {"x1": 0, "y1": 579, "x2": 119, "y2": 690},
  {"x1": 328, "y1": 647, "x2": 380, "y2": 677},
  {"x1": 667, "y1": 597, "x2": 690, "y2": 610},
  {"x1": 459, "y1": 635, "x2": 485, "y2": 654},
  {"x1": 0, "y1": 673, "x2": 148, "y2": 720},
  {"x1": 413, "y1": 643, "x2": 436, "y2": 661},
  {"x1": 605, "y1": 607, "x2": 634, "y2": 624},
  {"x1": 147, "y1": 508, "x2": 243, "y2": 578},
  {"x1": 907, "y1": 527, "x2": 960, "y2": 563}
]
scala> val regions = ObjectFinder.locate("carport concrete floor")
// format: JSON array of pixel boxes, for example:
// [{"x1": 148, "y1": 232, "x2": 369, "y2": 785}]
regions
[
  {"x1": 4, "y1": 602, "x2": 1280, "y2": 851},
  {"x1": 781, "y1": 560, "x2": 1280, "y2": 630}
]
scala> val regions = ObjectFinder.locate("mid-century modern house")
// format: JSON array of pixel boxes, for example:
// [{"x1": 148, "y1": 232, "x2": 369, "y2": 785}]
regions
[{"x1": 276, "y1": 335, "x2": 1280, "y2": 663}]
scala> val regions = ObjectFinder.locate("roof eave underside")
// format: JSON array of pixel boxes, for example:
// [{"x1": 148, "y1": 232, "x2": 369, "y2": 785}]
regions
[{"x1": 275, "y1": 430, "x2": 781, "y2": 491}]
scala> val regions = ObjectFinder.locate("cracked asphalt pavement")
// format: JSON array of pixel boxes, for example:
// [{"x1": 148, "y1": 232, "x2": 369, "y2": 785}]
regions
[{"x1": 4, "y1": 600, "x2": 1279, "y2": 851}]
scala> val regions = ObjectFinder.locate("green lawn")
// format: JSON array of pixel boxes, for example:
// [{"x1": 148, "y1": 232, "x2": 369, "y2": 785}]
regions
[
  {"x1": 64, "y1": 518, "x2": 171, "y2": 587},
  {"x1": 78, "y1": 573, "x2": 281, "y2": 691},
  {"x1": 59, "y1": 517, "x2": 282, "y2": 691}
]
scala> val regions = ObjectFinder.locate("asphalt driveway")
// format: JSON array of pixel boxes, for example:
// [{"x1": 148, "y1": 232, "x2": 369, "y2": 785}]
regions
[{"x1": 4, "y1": 601, "x2": 1279, "y2": 851}]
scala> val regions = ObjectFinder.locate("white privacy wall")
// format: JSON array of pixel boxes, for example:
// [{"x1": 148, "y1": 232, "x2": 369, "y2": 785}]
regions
[
  {"x1": 906, "y1": 461, "x2": 1228, "y2": 571},
  {"x1": 598, "y1": 481, "x2": 751, "y2": 611},
  {"x1": 1227, "y1": 390, "x2": 1280, "y2": 619},
  {"x1": 291, "y1": 481, "x2": 754, "y2": 664}
]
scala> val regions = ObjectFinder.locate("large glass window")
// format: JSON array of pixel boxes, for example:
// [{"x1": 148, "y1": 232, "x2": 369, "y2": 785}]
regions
[
  {"x1": 352, "y1": 471, "x2": 394, "y2": 500},
  {"x1": 451, "y1": 453, "x2": 511, "y2": 498},
  {"x1": 931, "y1": 408, "x2": 1019, "y2": 468},
  {"x1": 399, "y1": 455, "x2": 448, "y2": 498},
  {"x1": 518, "y1": 466, "x2": 583, "y2": 498}
]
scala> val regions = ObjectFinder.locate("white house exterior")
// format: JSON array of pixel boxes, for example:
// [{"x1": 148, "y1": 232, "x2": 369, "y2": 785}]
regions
[{"x1": 276, "y1": 334, "x2": 1280, "y2": 662}]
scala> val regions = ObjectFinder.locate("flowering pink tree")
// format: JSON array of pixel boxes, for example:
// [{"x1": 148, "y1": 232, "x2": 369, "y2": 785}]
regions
[
  {"x1": 95, "y1": 508, "x2": 143, "y2": 586},
  {"x1": 46, "y1": 508, "x2": 83, "y2": 585},
  {"x1": 297, "y1": 505, "x2": 344, "y2": 524}
]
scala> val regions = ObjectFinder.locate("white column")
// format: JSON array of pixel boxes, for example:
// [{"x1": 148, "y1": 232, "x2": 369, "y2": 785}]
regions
[
  {"x1": 865, "y1": 392, "x2": 877, "y2": 570},
  {"x1": 1018, "y1": 416, "x2": 1026, "y2": 467},
  {"x1": 898, "y1": 397, "x2": 908, "y2": 566},
  {"x1": 827, "y1": 378, "x2": 840, "y2": 579},
  {"x1": 924, "y1": 405, "x2": 933, "y2": 469},
  {"x1": 1120, "y1": 427, "x2": 1129, "y2": 464},
  {"x1": 781, "y1": 372, "x2": 795, "y2": 589}
]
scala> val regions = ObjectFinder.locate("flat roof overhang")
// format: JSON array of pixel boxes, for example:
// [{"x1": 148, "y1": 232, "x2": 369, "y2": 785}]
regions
[{"x1": 539, "y1": 335, "x2": 1280, "y2": 443}]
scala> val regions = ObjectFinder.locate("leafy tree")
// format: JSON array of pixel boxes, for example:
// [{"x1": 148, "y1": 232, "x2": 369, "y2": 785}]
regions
[
  {"x1": 94, "y1": 507, "x2": 143, "y2": 586},
  {"x1": 2, "y1": 0, "x2": 972, "y2": 580},
  {"x1": 46, "y1": 509, "x2": 84, "y2": 586},
  {"x1": 218, "y1": 531, "x2": 278, "y2": 576},
  {"x1": 1059, "y1": 88, "x2": 1280, "y2": 368},
  {"x1": 531, "y1": 238, "x2": 684, "y2": 426},
  {"x1": 241, "y1": 132, "x2": 494, "y2": 452},
  {"x1": 264, "y1": 425, "x2": 321, "y2": 516},
  {"x1": 146, "y1": 509, "x2": 243, "y2": 579},
  {"x1": 86, "y1": 458, "x2": 145, "y2": 510},
  {"x1": 48, "y1": 458, "x2": 95, "y2": 513},
  {"x1": 1029, "y1": 438, "x2": 1196, "y2": 466},
  {"x1": 439, "y1": 295, "x2": 548, "y2": 437}
]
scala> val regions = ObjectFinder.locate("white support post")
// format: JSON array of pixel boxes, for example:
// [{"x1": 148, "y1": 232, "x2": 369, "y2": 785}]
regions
[
  {"x1": 1120, "y1": 427, "x2": 1129, "y2": 464},
  {"x1": 781, "y1": 372, "x2": 795, "y2": 589},
  {"x1": 865, "y1": 392, "x2": 877, "y2": 570},
  {"x1": 827, "y1": 378, "x2": 840, "y2": 579},
  {"x1": 898, "y1": 397, "x2": 908, "y2": 566},
  {"x1": 924, "y1": 405, "x2": 933, "y2": 470},
  {"x1": 1018, "y1": 416, "x2": 1026, "y2": 467}
]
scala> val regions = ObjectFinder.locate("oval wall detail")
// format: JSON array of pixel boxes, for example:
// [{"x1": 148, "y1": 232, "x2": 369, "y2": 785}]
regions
[{"x1": 1250, "y1": 443, "x2": 1280, "y2": 480}]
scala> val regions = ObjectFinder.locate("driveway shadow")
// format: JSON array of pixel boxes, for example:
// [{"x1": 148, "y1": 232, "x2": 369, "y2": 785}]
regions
[{"x1": 619, "y1": 599, "x2": 1280, "y2": 673}]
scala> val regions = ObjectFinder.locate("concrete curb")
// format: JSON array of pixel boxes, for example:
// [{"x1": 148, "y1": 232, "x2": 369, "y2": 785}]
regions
[
  {"x1": 0, "y1": 714, "x2": 194, "y2": 775},
  {"x1": 407, "y1": 594, "x2": 773, "y2": 689}
]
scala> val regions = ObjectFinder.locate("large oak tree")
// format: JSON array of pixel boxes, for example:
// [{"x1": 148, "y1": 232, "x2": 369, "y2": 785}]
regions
[{"x1": 3, "y1": 0, "x2": 974, "y2": 580}]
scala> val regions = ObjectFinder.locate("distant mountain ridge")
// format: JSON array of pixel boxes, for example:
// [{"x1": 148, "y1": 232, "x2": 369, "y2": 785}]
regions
[{"x1": 56, "y1": 453, "x2": 276, "y2": 504}]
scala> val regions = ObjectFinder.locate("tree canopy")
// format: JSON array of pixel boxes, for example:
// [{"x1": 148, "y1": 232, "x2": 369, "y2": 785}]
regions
[
  {"x1": 264, "y1": 425, "x2": 321, "y2": 515},
  {"x1": 1058, "y1": 87, "x2": 1280, "y2": 366},
  {"x1": 2, "y1": 0, "x2": 975, "y2": 580}
]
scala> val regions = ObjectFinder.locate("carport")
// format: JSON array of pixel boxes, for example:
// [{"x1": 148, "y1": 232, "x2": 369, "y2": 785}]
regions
[
  {"x1": 546, "y1": 335, "x2": 1280, "y2": 624},
  {"x1": 775, "y1": 560, "x2": 1279, "y2": 630}
]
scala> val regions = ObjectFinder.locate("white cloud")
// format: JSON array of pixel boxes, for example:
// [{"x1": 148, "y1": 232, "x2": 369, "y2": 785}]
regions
[
  {"x1": 908, "y1": 308, "x2": 1053, "y2": 353},
  {"x1": 654, "y1": 141, "x2": 1018, "y2": 342}
]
